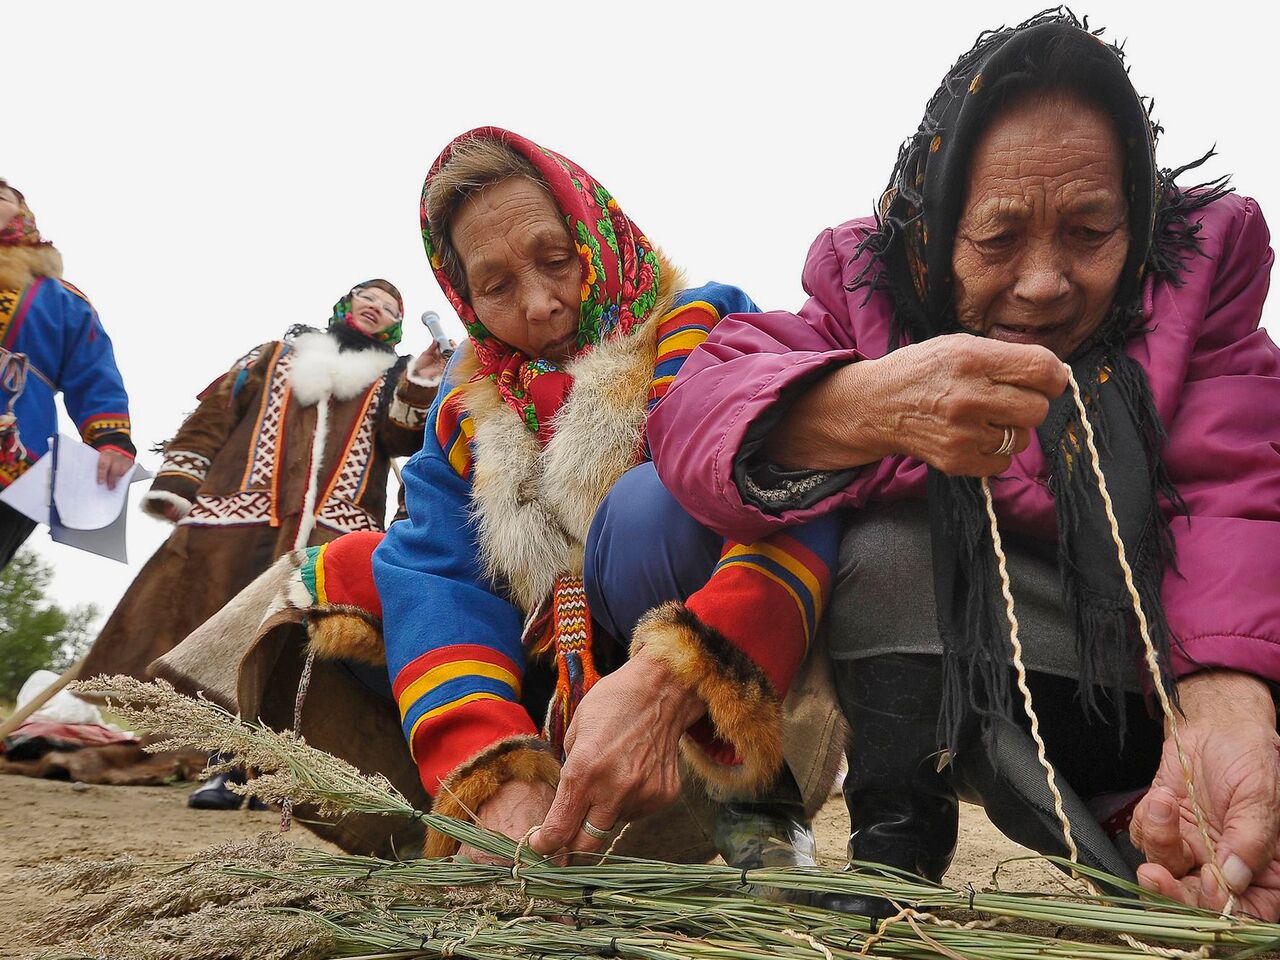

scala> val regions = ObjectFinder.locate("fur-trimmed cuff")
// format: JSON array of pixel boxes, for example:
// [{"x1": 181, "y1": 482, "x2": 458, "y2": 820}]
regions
[
  {"x1": 405, "y1": 369, "x2": 443, "y2": 390},
  {"x1": 425, "y1": 737, "x2": 561, "y2": 857},
  {"x1": 141, "y1": 490, "x2": 193, "y2": 523},
  {"x1": 305, "y1": 607, "x2": 385, "y2": 665},
  {"x1": 630, "y1": 601, "x2": 783, "y2": 798}
]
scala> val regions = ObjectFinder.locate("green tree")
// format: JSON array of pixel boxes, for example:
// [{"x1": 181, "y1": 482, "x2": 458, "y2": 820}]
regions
[{"x1": 0, "y1": 549, "x2": 98, "y2": 702}]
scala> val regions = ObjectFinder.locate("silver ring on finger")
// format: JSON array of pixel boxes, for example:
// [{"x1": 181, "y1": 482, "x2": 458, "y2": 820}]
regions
[
  {"x1": 993, "y1": 426, "x2": 1016, "y2": 458},
  {"x1": 581, "y1": 818, "x2": 613, "y2": 842}
]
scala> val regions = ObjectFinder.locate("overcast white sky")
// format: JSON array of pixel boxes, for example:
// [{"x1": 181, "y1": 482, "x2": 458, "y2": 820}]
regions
[{"x1": 8, "y1": 0, "x2": 1278, "y2": 623}]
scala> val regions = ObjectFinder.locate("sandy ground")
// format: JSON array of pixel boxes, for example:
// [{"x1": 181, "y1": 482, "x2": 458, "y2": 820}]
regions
[{"x1": 0, "y1": 773, "x2": 1067, "y2": 958}]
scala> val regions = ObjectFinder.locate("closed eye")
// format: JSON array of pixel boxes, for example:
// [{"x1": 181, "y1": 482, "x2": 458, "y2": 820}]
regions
[
  {"x1": 1070, "y1": 226, "x2": 1113, "y2": 244},
  {"x1": 973, "y1": 232, "x2": 1018, "y2": 254}
]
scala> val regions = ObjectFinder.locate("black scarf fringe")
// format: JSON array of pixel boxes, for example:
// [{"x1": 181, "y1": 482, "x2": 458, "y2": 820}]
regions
[
  {"x1": 1046, "y1": 348, "x2": 1183, "y2": 738},
  {"x1": 937, "y1": 474, "x2": 1017, "y2": 750},
  {"x1": 1150, "y1": 152, "x2": 1235, "y2": 284}
]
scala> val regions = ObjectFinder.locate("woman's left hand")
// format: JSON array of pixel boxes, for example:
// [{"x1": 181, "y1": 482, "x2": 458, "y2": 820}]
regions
[
  {"x1": 528, "y1": 652, "x2": 705, "y2": 858},
  {"x1": 96, "y1": 448, "x2": 135, "y2": 490},
  {"x1": 411, "y1": 341, "x2": 450, "y2": 384},
  {"x1": 1131, "y1": 671, "x2": 1280, "y2": 919}
]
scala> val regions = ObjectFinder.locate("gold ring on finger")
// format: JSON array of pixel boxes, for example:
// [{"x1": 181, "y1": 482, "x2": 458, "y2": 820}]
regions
[{"x1": 994, "y1": 426, "x2": 1016, "y2": 458}]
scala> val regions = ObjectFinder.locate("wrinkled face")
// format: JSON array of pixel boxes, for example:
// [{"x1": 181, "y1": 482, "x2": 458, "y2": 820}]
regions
[
  {"x1": 349, "y1": 285, "x2": 402, "y2": 335},
  {"x1": 951, "y1": 92, "x2": 1130, "y2": 359},
  {"x1": 451, "y1": 176, "x2": 580, "y2": 364},
  {"x1": 0, "y1": 186, "x2": 22, "y2": 228}
]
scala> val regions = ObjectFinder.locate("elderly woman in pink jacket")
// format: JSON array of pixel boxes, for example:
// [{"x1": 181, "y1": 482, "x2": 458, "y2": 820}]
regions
[{"x1": 646, "y1": 12, "x2": 1280, "y2": 918}]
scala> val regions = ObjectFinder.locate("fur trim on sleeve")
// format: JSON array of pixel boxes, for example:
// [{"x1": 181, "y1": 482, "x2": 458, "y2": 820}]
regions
[
  {"x1": 630, "y1": 601, "x2": 783, "y2": 799},
  {"x1": 405, "y1": 368, "x2": 442, "y2": 389},
  {"x1": 305, "y1": 607, "x2": 385, "y2": 666},
  {"x1": 141, "y1": 490, "x2": 193, "y2": 523},
  {"x1": 425, "y1": 736, "x2": 561, "y2": 857}
]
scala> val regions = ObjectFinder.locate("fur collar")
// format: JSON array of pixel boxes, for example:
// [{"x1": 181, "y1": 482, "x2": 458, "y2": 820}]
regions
[
  {"x1": 288, "y1": 331, "x2": 396, "y2": 407},
  {"x1": 0, "y1": 244, "x2": 63, "y2": 290},
  {"x1": 460, "y1": 253, "x2": 684, "y2": 613}
]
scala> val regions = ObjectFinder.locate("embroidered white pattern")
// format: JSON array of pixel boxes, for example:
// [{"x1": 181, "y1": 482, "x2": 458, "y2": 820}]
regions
[
  {"x1": 387, "y1": 392, "x2": 429, "y2": 430},
  {"x1": 245, "y1": 348, "x2": 294, "y2": 489},
  {"x1": 180, "y1": 489, "x2": 273, "y2": 527},
  {"x1": 315, "y1": 382, "x2": 383, "y2": 535},
  {"x1": 157, "y1": 449, "x2": 211, "y2": 484}
]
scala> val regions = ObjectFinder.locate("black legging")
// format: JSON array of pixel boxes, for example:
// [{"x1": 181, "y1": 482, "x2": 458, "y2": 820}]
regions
[{"x1": 0, "y1": 502, "x2": 36, "y2": 570}]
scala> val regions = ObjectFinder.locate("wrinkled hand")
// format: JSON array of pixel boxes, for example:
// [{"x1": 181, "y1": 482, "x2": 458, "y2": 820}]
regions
[
  {"x1": 458, "y1": 778, "x2": 556, "y2": 866},
  {"x1": 768, "y1": 333, "x2": 1066, "y2": 474},
  {"x1": 872, "y1": 334, "x2": 1067, "y2": 476},
  {"x1": 412, "y1": 341, "x2": 450, "y2": 384},
  {"x1": 96, "y1": 448, "x2": 135, "y2": 490},
  {"x1": 529, "y1": 654, "x2": 705, "y2": 858},
  {"x1": 1131, "y1": 672, "x2": 1280, "y2": 919}
]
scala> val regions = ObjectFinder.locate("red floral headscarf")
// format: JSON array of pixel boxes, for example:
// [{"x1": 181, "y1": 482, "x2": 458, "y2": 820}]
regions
[
  {"x1": 0, "y1": 180, "x2": 51, "y2": 249},
  {"x1": 420, "y1": 128, "x2": 661, "y2": 441}
]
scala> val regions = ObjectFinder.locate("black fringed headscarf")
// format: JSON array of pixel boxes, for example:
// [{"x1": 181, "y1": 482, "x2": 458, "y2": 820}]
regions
[{"x1": 853, "y1": 8, "x2": 1231, "y2": 749}]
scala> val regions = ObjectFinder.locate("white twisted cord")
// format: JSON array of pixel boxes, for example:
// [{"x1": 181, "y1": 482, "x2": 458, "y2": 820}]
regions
[
  {"x1": 980, "y1": 476, "x2": 1079, "y2": 866},
  {"x1": 972, "y1": 367, "x2": 1232, "y2": 957},
  {"x1": 1062, "y1": 367, "x2": 1234, "y2": 918}
]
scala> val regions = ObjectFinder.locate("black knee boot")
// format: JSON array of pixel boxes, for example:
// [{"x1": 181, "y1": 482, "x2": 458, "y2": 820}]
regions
[{"x1": 822, "y1": 654, "x2": 958, "y2": 915}]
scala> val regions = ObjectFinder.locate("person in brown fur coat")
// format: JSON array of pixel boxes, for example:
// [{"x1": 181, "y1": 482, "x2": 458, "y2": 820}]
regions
[{"x1": 79, "y1": 280, "x2": 445, "y2": 695}]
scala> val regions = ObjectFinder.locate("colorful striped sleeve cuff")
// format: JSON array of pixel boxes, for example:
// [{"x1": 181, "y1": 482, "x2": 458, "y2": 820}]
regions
[
  {"x1": 685, "y1": 525, "x2": 834, "y2": 697},
  {"x1": 80, "y1": 412, "x2": 133, "y2": 447},
  {"x1": 393, "y1": 643, "x2": 537, "y2": 793},
  {"x1": 647, "y1": 301, "x2": 721, "y2": 413}
]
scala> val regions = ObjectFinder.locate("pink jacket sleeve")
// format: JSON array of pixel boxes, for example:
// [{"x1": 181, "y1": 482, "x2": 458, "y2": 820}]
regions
[
  {"x1": 1150, "y1": 197, "x2": 1280, "y2": 679},
  {"x1": 650, "y1": 219, "x2": 924, "y2": 544}
]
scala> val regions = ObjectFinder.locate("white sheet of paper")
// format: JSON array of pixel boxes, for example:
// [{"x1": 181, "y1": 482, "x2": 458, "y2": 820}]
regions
[
  {"x1": 50, "y1": 502, "x2": 133, "y2": 563},
  {"x1": 0, "y1": 451, "x2": 53, "y2": 523},
  {"x1": 52, "y1": 435, "x2": 152, "y2": 530},
  {"x1": 0, "y1": 434, "x2": 152, "y2": 529}
]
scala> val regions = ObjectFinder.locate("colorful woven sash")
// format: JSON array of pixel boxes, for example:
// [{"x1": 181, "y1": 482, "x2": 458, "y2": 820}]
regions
[{"x1": 535, "y1": 576, "x2": 601, "y2": 755}]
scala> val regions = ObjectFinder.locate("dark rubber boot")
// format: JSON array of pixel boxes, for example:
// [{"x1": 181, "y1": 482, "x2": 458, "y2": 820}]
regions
[
  {"x1": 818, "y1": 654, "x2": 959, "y2": 917},
  {"x1": 711, "y1": 766, "x2": 818, "y2": 903},
  {"x1": 187, "y1": 754, "x2": 248, "y2": 810}
]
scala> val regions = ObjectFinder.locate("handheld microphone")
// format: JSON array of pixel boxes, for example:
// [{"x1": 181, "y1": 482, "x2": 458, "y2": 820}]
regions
[{"x1": 421, "y1": 311, "x2": 454, "y2": 359}]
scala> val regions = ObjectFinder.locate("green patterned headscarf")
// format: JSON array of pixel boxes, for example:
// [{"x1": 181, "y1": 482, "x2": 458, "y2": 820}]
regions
[{"x1": 329, "y1": 279, "x2": 404, "y2": 346}]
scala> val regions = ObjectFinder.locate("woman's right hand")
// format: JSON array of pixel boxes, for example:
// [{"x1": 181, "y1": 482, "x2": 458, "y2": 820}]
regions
[
  {"x1": 768, "y1": 334, "x2": 1067, "y2": 476},
  {"x1": 457, "y1": 778, "x2": 557, "y2": 865}
]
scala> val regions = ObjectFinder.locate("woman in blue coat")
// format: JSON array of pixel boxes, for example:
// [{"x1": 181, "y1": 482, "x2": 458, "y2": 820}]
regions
[{"x1": 0, "y1": 179, "x2": 135, "y2": 567}]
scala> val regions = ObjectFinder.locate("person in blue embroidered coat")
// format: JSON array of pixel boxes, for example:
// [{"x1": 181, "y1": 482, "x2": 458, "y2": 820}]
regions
[
  {"x1": 0, "y1": 179, "x2": 135, "y2": 568},
  {"x1": 372, "y1": 129, "x2": 845, "y2": 872}
]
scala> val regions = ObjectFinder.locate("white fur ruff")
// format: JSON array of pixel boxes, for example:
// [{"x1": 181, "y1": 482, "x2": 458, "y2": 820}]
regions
[
  {"x1": 465, "y1": 315, "x2": 658, "y2": 614},
  {"x1": 292, "y1": 398, "x2": 329, "y2": 550},
  {"x1": 288, "y1": 332, "x2": 395, "y2": 407}
]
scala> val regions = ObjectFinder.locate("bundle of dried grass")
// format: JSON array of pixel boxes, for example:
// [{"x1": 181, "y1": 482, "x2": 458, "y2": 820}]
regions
[{"x1": 30, "y1": 677, "x2": 1280, "y2": 960}]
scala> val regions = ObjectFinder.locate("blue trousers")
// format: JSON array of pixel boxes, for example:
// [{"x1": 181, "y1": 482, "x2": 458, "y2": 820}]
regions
[{"x1": 584, "y1": 462, "x2": 726, "y2": 643}]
